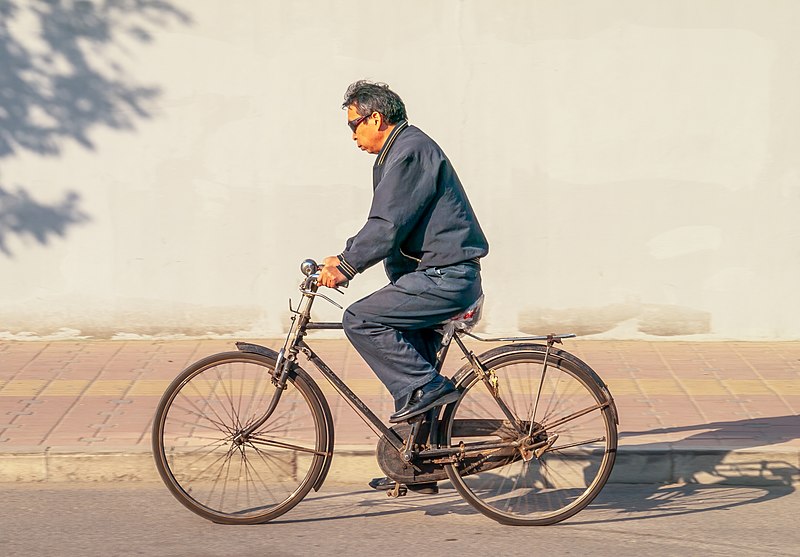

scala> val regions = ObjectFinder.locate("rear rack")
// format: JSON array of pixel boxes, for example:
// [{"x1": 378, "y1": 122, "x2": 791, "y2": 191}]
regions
[{"x1": 463, "y1": 332, "x2": 577, "y2": 343}]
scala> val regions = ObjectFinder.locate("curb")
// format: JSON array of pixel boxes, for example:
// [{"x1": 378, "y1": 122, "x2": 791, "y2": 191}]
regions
[{"x1": 2, "y1": 446, "x2": 798, "y2": 486}]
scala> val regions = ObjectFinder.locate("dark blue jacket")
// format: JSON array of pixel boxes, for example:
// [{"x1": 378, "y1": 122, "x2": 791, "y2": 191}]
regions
[{"x1": 338, "y1": 122, "x2": 489, "y2": 283}]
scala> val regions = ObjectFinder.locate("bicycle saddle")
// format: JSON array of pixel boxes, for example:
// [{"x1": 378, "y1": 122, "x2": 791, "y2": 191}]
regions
[{"x1": 443, "y1": 295, "x2": 484, "y2": 333}]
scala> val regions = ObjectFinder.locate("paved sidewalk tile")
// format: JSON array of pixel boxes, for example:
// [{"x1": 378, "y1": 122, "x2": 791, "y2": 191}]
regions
[{"x1": 1, "y1": 338, "x2": 798, "y2": 484}]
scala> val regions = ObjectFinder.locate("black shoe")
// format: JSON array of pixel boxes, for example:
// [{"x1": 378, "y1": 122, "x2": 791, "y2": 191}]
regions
[
  {"x1": 368, "y1": 476, "x2": 438, "y2": 495},
  {"x1": 389, "y1": 375, "x2": 459, "y2": 423}
]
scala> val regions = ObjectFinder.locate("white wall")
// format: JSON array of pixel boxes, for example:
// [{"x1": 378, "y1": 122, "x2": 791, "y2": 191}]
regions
[{"x1": 2, "y1": 0, "x2": 799, "y2": 340}]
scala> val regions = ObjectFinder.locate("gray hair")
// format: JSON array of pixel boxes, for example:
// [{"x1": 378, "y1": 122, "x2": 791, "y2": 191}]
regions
[{"x1": 342, "y1": 80, "x2": 407, "y2": 124}]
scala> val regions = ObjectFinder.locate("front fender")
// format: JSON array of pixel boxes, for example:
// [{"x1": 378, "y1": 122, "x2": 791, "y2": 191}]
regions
[{"x1": 235, "y1": 341, "x2": 280, "y2": 360}]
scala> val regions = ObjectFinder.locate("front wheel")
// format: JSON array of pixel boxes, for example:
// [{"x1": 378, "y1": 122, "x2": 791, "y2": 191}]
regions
[
  {"x1": 442, "y1": 345, "x2": 617, "y2": 525},
  {"x1": 152, "y1": 352, "x2": 329, "y2": 524}
]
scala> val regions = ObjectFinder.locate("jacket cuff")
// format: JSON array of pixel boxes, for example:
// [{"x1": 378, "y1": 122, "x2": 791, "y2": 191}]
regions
[{"x1": 337, "y1": 254, "x2": 357, "y2": 280}]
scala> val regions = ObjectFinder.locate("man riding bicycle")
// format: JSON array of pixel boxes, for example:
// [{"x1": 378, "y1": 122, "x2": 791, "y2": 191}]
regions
[{"x1": 317, "y1": 80, "x2": 489, "y2": 493}]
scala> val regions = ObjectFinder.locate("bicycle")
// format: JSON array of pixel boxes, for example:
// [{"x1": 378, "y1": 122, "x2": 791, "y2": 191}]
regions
[{"x1": 152, "y1": 259, "x2": 619, "y2": 526}]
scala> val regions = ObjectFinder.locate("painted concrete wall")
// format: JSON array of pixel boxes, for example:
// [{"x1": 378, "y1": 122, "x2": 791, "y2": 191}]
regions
[{"x1": 2, "y1": 0, "x2": 799, "y2": 340}]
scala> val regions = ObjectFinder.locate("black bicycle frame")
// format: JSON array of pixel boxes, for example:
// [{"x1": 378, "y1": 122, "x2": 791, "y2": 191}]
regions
[
  {"x1": 301, "y1": 321, "x2": 461, "y2": 452},
  {"x1": 300, "y1": 320, "x2": 531, "y2": 459},
  {"x1": 298, "y1": 330, "x2": 404, "y2": 449},
  {"x1": 240, "y1": 271, "x2": 579, "y2": 461}
]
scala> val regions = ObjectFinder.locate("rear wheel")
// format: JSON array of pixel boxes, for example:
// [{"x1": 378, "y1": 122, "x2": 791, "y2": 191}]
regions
[
  {"x1": 442, "y1": 345, "x2": 617, "y2": 525},
  {"x1": 152, "y1": 352, "x2": 328, "y2": 524}
]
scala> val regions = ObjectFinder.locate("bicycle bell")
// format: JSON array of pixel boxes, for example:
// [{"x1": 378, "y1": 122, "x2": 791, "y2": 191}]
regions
[{"x1": 300, "y1": 259, "x2": 318, "y2": 276}]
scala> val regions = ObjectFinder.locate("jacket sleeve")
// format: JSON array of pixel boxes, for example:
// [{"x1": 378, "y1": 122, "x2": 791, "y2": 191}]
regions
[{"x1": 339, "y1": 153, "x2": 437, "y2": 277}]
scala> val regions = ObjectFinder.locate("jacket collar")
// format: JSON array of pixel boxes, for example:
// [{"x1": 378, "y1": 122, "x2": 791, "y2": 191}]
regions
[{"x1": 375, "y1": 120, "x2": 409, "y2": 167}]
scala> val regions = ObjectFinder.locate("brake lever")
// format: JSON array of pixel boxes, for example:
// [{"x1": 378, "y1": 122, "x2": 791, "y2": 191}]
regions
[
  {"x1": 332, "y1": 281, "x2": 349, "y2": 295},
  {"x1": 300, "y1": 288, "x2": 344, "y2": 309},
  {"x1": 313, "y1": 291, "x2": 343, "y2": 309}
]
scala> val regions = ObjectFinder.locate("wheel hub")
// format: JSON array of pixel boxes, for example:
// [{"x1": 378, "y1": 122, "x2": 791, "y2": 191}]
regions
[
  {"x1": 231, "y1": 431, "x2": 248, "y2": 446},
  {"x1": 518, "y1": 425, "x2": 549, "y2": 462}
]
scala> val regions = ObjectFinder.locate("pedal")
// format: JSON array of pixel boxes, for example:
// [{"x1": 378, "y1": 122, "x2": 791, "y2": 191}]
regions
[{"x1": 387, "y1": 482, "x2": 407, "y2": 498}]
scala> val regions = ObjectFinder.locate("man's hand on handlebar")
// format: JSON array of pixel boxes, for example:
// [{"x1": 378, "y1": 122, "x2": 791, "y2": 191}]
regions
[{"x1": 318, "y1": 256, "x2": 347, "y2": 289}]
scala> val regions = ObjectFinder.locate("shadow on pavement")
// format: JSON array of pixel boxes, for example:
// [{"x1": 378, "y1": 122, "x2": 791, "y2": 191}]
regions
[
  {"x1": 276, "y1": 415, "x2": 800, "y2": 526},
  {"x1": 266, "y1": 415, "x2": 800, "y2": 526},
  {"x1": 561, "y1": 414, "x2": 800, "y2": 524},
  {"x1": 572, "y1": 483, "x2": 795, "y2": 525},
  {"x1": 273, "y1": 487, "x2": 482, "y2": 524},
  {"x1": 274, "y1": 482, "x2": 794, "y2": 526},
  {"x1": 620, "y1": 414, "x2": 800, "y2": 486}
]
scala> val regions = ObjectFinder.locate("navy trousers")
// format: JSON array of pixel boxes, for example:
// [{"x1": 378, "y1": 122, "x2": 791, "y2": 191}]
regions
[{"x1": 342, "y1": 261, "x2": 482, "y2": 410}]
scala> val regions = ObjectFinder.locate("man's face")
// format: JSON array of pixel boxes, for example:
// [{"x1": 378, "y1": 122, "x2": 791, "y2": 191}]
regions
[{"x1": 347, "y1": 105, "x2": 384, "y2": 154}]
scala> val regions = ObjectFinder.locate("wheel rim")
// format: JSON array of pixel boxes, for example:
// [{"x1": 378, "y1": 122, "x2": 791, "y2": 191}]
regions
[
  {"x1": 155, "y1": 356, "x2": 323, "y2": 521},
  {"x1": 445, "y1": 353, "x2": 616, "y2": 524}
]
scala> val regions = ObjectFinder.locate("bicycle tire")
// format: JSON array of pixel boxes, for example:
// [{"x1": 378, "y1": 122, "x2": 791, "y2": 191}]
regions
[
  {"x1": 152, "y1": 351, "x2": 328, "y2": 524},
  {"x1": 441, "y1": 344, "x2": 617, "y2": 525}
]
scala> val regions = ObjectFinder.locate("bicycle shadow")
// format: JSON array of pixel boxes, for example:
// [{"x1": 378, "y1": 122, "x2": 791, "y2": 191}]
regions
[
  {"x1": 276, "y1": 480, "x2": 793, "y2": 526},
  {"x1": 570, "y1": 482, "x2": 795, "y2": 525},
  {"x1": 273, "y1": 486, "x2": 484, "y2": 524},
  {"x1": 277, "y1": 415, "x2": 799, "y2": 525},
  {"x1": 616, "y1": 414, "x2": 800, "y2": 486},
  {"x1": 571, "y1": 414, "x2": 800, "y2": 524}
]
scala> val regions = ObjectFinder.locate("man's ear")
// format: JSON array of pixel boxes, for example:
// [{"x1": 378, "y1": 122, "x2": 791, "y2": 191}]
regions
[{"x1": 374, "y1": 112, "x2": 389, "y2": 131}]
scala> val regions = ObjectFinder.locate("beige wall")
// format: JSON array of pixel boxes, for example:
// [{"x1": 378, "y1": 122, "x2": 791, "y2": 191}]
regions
[{"x1": 2, "y1": 1, "x2": 799, "y2": 340}]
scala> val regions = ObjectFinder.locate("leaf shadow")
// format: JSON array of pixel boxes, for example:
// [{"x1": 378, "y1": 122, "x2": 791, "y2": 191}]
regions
[
  {"x1": 0, "y1": 0, "x2": 192, "y2": 255},
  {"x1": 0, "y1": 186, "x2": 90, "y2": 256}
]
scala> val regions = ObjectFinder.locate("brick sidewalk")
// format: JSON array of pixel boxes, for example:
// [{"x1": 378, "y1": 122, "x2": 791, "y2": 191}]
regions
[{"x1": 1, "y1": 338, "x2": 798, "y2": 485}]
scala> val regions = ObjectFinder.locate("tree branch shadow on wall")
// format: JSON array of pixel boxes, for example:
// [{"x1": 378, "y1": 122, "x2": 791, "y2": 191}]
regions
[
  {"x1": 0, "y1": 0, "x2": 192, "y2": 256},
  {"x1": 0, "y1": 186, "x2": 89, "y2": 256}
]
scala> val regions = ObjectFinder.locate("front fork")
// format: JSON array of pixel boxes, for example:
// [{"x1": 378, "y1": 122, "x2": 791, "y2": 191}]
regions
[
  {"x1": 233, "y1": 283, "x2": 317, "y2": 445},
  {"x1": 232, "y1": 351, "x2": 291, "y2": 445}
]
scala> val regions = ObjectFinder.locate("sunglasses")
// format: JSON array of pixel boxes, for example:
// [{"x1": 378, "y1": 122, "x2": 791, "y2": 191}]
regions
[{"x1": 347, "y1": 113, "x2": 371, "y2": 133}]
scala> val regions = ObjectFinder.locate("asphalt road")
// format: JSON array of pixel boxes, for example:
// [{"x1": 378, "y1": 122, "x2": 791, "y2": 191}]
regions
[{"x1": 1, "y1": 481, "x2": 798, "y2": 556}]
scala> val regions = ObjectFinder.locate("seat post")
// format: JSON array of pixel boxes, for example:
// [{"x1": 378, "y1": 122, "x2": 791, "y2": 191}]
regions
[{"x1": 434, "y1": 325, "x2": 454, "y2": 374}]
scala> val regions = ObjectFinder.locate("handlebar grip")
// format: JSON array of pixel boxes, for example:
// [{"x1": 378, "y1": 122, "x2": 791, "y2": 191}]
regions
[{"x1": 314, "y1": 263, "x2": 349, "y2": 289}]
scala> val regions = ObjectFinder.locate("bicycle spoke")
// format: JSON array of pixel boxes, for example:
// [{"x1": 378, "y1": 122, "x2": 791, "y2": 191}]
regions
[
  {"x1": 182, "y1": 381, "x2": 238, "y2": 436},
  {"x1": 213, "y1": 364, "x2": 243, "y2": 431},
  {"x1": 197, "y1": 443, "x2": 238, "y2": 482},
  {"x1": 193, "y1": 443, "x2": 238, "y2": 508},
  {"x1": 528, "y1": 349, "x2": 550, "y2": 432},
  {"x1": 549, "y1": 437, "x2": 607, "y2": 452},
  {"x1": 167, "y1": 401, "x2": 232, "y2": 435},
  {"x1": 536, "y1": 402, "x2": 608, "y2": 433},
  {"x1": 247, "y1": 441, "x2": 298, "y2": 481},
  {"x1": 165, "y1": 437, "x2": 231, "y2": 463}
]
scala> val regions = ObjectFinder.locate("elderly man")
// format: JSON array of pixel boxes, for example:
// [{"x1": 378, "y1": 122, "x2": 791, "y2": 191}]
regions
[{"x1": 317, "y1": 80, "x2": 489, "y2": 493}]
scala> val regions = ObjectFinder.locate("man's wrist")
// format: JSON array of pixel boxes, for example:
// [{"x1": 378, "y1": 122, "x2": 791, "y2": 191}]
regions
[{"x1": 337, "y1": 254, "x2": 357, "y2": 280}]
